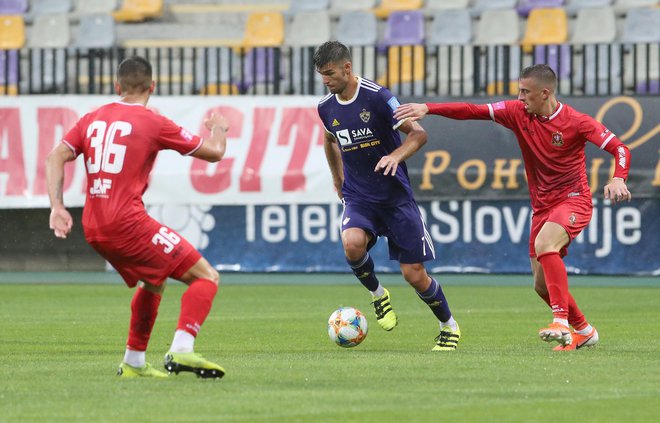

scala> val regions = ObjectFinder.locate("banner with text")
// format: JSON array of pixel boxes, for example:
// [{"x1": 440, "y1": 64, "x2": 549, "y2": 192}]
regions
[
  {"x1": 1, "y1": 96, "x2": 658, "y2": 209},
  {"x1": 146, "y1": 198, "x2": 658, "y2": 275}
]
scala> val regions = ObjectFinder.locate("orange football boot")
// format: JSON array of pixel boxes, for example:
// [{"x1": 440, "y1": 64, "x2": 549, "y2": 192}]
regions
[
  {"x1": 554, "y1": 327, "x2": 599, "y2": 351},
  {"x1": 538, "y1": 322, "x2": 572, "y2": 346}
]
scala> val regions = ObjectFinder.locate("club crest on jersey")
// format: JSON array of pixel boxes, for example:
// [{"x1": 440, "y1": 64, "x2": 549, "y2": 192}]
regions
[
  {"x1": 551, "y1": 131, "x2": 564, "y2": 146},
  {"x1": 359, "y1": 109, "x2": 371, "y2": 123},
  {"x1": 568, "y1": 213, "x2": 576, "y2": 226}
]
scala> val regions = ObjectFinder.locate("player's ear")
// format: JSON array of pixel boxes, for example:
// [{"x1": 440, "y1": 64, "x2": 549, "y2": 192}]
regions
[
  {"x1": 149, "y1": 80, "x2": 156, "y2": 93},
  {"x1": 114, "y1": 81, "x2": 121, "y2": 95}
]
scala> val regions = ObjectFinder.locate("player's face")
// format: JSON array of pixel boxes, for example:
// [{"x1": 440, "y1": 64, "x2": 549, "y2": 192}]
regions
[
  {"x1": 317, "y1": 61, "x2": 351, "y2": 94},
  {"x1": 517, "y1": 77, "x2": 547, "y2": 115}
]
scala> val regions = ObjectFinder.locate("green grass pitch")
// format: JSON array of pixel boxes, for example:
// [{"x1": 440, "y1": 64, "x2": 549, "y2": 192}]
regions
[{"x1": 1, "y1": 273, "x2": 659, "y2": 423}]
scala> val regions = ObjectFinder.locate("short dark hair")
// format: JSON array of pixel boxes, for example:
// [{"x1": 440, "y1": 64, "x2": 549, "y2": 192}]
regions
[
  {"x1": 313, "y1": 41, "x2": 352, "y2": 70},
  {"x1": 520, "y1": 64, "x2": 557, "y2": 91},
  {"x1": 117, "y1": 56, "x2": 152, "y2": 93}
]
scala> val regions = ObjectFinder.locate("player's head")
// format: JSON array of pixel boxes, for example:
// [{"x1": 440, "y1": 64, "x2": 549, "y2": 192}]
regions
[
  {"x1": 518, "y1": 64, "x2": 557, "y2": 115},
  {"x1": 116, "y1": 56, "x2": 155, "y2": 96},
  {"x1": 314, "y1": 41, "x2": 353, "y2": 95}
]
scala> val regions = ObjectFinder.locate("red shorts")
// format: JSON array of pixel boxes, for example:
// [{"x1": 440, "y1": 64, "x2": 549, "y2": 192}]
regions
[
  {"x1": 87, "y1": 216, "x2": 202, "y2": 288},
  {"x1": 529, "y1": 196, "x2": 593, "y2": 258}
]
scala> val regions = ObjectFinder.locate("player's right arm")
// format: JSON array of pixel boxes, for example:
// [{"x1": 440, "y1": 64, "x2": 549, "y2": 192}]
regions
[
  {"x1": 190, "y1": 113, "x2": 230, "y2": 162},
  {"x1": 394, "y1": 102, "x2": 492, "y2": 122},
  {"x1": 46, "y1": 143, "x2": 76, "y2": 239},
  {"x1": 323, "y1": 131, "x2": 344, "y2": 199}
]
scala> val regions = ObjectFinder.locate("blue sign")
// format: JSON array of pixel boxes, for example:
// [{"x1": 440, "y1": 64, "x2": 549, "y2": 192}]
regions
[{"x1": 187, "y1": 199, "x2": 658, "y2": 275}]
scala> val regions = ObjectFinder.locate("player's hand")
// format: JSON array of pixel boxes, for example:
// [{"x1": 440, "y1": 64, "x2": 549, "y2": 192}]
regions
[
  {"x1": 205, "y1": 113, "x2": 229, "y2": 133},
  {"x1": 49, "y1": 206, "x2": 73, "y2": 239},
  {"x1": 374, "y1": 155, "x2": 399, "y2": 176},
  {"x1": 604, "y1": 178, "x2": 632, "y2": 204},
  {"x1": 393, "y1": 103, "x2": 429, "y2": 122}
]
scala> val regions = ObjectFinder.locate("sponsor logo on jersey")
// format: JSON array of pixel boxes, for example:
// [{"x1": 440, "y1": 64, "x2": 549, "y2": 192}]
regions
[
  {"x1": 332, "y1": 118, "x2": 340, "y2": 127},
  {"x1": 90, "y1": 178, "x2": 112, "y2": 196},
  {"x1": 617, "y1": 145, "x2": 626, "y2": 168},
  {"x1": 551, "y1": 131, "x2": 564, "y2": 146},
  {"x1": 359, "y1": 109, "x2": 371, "y2": 123},
  {"x1": 336, "y1": 127, "x2": 375, "y2": 145},
  {"x1": 568, "y1": 213, "x2": 576, "y2": 226},
  {"x1": 180, "y1": 128, "x2": 194, "y2": 142}
]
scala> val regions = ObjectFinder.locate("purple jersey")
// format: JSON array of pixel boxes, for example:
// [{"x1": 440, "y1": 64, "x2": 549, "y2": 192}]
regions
[{"x1": 317, "y1": 77, "x2": 414, "y2": 206}]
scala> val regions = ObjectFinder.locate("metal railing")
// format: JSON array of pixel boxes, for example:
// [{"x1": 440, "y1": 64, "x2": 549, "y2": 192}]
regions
[{"x1": 1, "y1": 43, "x2": 658, "y2": 97}]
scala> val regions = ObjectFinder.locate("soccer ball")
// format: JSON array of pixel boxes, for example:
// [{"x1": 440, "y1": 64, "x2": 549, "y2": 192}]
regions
[{"x1": 327, "y1": 307, "x2": 368, "y2": 348}]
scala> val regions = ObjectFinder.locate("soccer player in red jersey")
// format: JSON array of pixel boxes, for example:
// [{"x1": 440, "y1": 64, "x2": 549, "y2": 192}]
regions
[
  {"x1": 394, "y1": 64, "x2": 632, "y2": 350},
  {"x1": 46, "y1": 56, "x2": 230, "y2": 377}
]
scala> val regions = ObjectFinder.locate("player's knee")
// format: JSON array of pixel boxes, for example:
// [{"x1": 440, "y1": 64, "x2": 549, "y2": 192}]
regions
[
  {"x1": 207, "y1": 268, "x2": 220, "y2": 285},
  {"x1": 401, "y1": 263, "x2": 426, "y2": 284},
  {"x1": 534, "y1": 238, "x2": 554, "y2": 256},
  {"x1": 342, "y1": 241, "x2": 366, "y2": 261}
]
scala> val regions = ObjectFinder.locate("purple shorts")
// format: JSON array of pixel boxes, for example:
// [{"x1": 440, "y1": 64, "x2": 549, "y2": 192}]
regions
[{"x1": 342, "y1": 199, "x2": 435, "y2": 264}]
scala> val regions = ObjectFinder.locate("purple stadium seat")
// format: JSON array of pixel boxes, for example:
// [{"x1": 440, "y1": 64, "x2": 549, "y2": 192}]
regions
[
  {"x1": 636, "y1": 80, "x2": 660, "y2": 95},
  {"x1": 534, "y1": 44, "x2": 571, "y2": 79},
  {"x1": 0, "y1": 0, "x2": 28, "y2": 14},
  {"x1": 383, "y1": 10, "x2": 425, "y2": 46},
  {"x1": 241, "y1": 47, "x2": 282, "y2": 92},
  {"x1": 0, "y1": 49, "x2": 18, "y2": 85},
  {"x1": 517, "y1": 0, "x2": 565, "y2": 17}
]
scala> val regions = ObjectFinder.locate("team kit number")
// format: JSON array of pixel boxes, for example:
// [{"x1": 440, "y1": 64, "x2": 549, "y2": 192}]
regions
[
  {"x1": 152, "y1": 227, "x2": 181, "y2": 254},
  {"x1": 86, "y1": 120, "x2": 130, "y2": 174}
]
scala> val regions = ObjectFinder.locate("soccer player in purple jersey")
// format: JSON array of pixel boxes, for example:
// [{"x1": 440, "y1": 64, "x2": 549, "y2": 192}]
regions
[{"x1": 314, "y1": 41, "x2": 460, "y2": 351}]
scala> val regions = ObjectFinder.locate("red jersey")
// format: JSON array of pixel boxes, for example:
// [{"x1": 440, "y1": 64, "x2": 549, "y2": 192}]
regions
[
  {"x1": 62, "y1": 101, "x2": 202, "y2": 238},
  {"x1": 426, "y1": 101, "x2": 631, "y2": 212}
]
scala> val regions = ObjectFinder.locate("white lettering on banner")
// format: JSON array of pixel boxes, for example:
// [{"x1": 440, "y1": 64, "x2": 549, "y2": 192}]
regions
[
  {"x1": 244, "y1": 200, "x2": 642, "y2": 258},
  {"x1": 574, "y1": 200, "x2": 642, "y2": 257},
  {"x1": 247, "y1": 203, "x2": 342, "y2": 243}
]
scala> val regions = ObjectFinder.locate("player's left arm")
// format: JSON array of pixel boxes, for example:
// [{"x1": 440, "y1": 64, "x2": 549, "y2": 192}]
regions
[
  {"x1": 374, "y1": 119, "x2": 427, "y2": 176},
  {"x1": 581, "y1": 117, "x2": 632, "y2": 204},
  {"x1": 46, "y1": 143, "x2": 76, "y2": 239}
]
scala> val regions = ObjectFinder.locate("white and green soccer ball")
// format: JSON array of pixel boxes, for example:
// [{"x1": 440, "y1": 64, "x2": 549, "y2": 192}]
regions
[{"x1": 327, "y1": 307, "x2": 368, "y2": 348}]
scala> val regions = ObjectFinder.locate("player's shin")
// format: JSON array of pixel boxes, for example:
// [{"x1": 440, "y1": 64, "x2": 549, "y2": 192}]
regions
[
  {"x1": 126, "y1": 286, "x2": 162, "y2": 364},
  {"x1": 537, "y1": 252, "x2": 570, "y2": 323},
  {"x1": 417, "y1": 277, "x2": 454, "y2": 325},
  {"x1": 172, "y1": 278, "x2": 218, "y2": 352},
  {"x1": 347, "y1": 253, "x2": 383, "y2": 295}
]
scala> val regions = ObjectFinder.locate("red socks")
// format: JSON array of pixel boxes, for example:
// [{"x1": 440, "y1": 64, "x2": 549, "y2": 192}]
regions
[
  {"x1": 536, "y1": 287, "x2": 588, "y2": 330},
  {"x1": 127, "y1": 287, "x2": 162, "y2": 351},
  {"x1": 537, "y1": 252, "x2": 570, "y2": 321},
  {"x1": 177, "y1": 278, "x2": 218, "y2": 337}
]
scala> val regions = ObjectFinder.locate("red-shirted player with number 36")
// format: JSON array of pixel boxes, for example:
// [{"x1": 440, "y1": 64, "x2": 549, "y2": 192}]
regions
[
  {"x1": 46, "y1": 56, "x2": 230, "y2": 377},
  {"x1": 394, "y1": 64, "x2": 632, "y2": 351}
]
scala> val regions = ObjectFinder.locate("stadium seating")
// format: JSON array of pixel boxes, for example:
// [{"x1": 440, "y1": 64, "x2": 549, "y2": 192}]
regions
[
  {"x1": 427, "y1": 9, "x2": 474, "y2": 96},
  {"x1": 475, "y1": 9, "x2": 520, "y2": 45},
  {"x1": 329, "y1": 0, "x2": 376, "y2": 15},
  {"x1": 74, "y1": 0, "x2": 118, "y2": 15},
  {"x1": 0, "y1": 0, "x2": 27, "y2": 14},
  {"x1": 113, "y1": 0, "x2": 164, "y2": 22},
  {"x1": 0, "y1": 49, "x2": 18, "y2": 94},
  {"x1": 517, "y1": 0, "x2": 566, "y2": 17},
  {"x1": 565, "y1": 0, "x2": 613, "y2": 16},
  {"x1": 29, "y1": 0, "x2": 73, "y2": 14},
  {"x1": 287, "y1": 0, "x2": 329, "y2": 14},
  {"x1": 0, "y1": 14, "x2": 24, "y2": 48},
  {"x1": 72, "y1": 14, "x2": 116, "y2": 48},
  {"x1": 27, "y1": 14, "x2": 70, "y2": 93},
  {"x1": 614, "y1": 0, "x2": 659, "y2": 15},
  {"x1": 471, "y1": 0, "x2": 518, "y2": 17},
  {"x1": 569, "y1": 5, "x2": 621, "y2": 93},
  {"x1": 242, "y1": 12, "x2": 284, "y2": 48},
  {"x1": 374, "y1": 0, "x2": 423, "y2": 19},
  {"x1": 621, "y1": 7, "x2": 660, "y2": 43},
  {"x1": 424, "y1": 0, "x2": 471, "y2": 12},
  {"x1": 335, "y1": 10, "x2": 378, "y2": 80},
  {"x1": 621, "y1": 7, "x2": 660, "y2": 92},
  {"x1": 286, "y1": 10, "x2": 331, "y2": 94}
]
